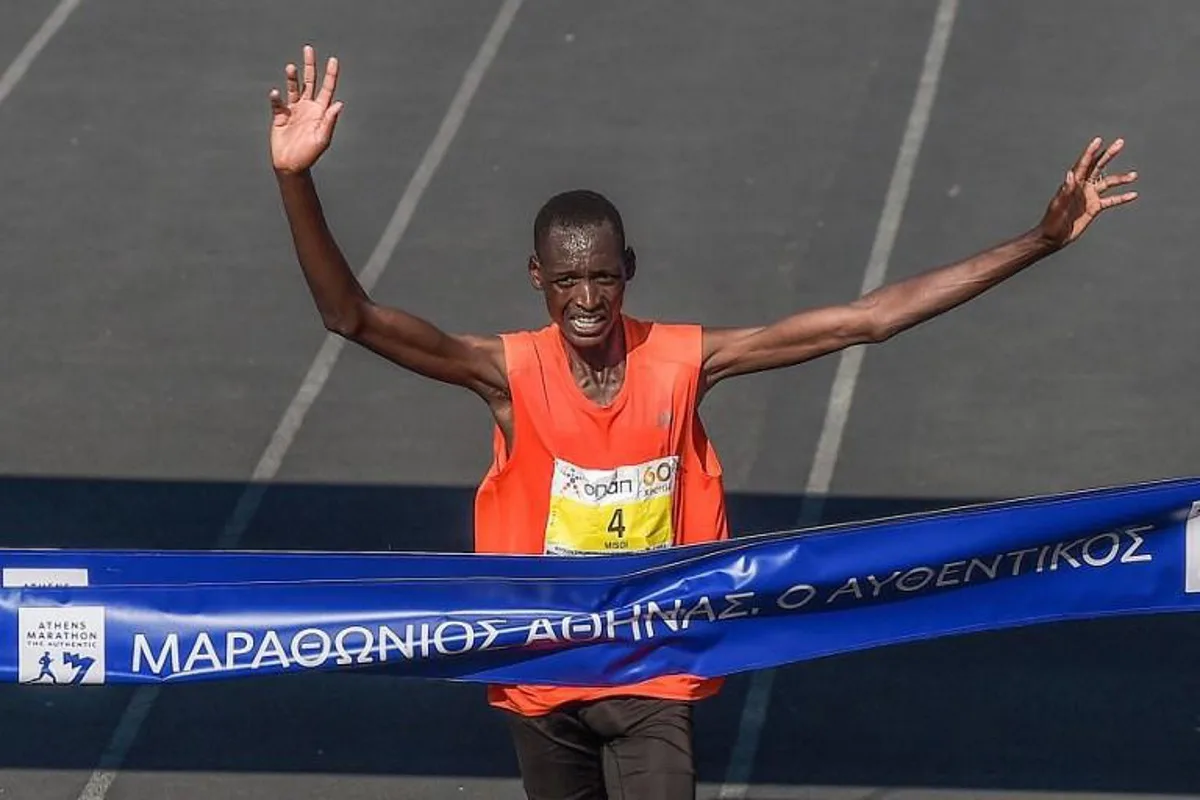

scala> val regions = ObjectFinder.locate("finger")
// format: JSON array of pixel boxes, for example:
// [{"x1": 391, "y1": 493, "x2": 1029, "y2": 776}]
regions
[
  {"x1": 1094, "y1": 137, "x2": 1125, "y2": 172},
  {"x1": 315, "y1": 56, "x2": 339, "y2": 107},
  {"x1": 1060, "y1": 168, "x2": 1078, "y2": 197},
  {"x1": 320, "y1": 100, "x2": 345, "y2": 142},
  {"x1": 285, "y1": 63, "x2": 300, "y2": 105},
  {"x1": 1100, "y1": 170, "x2": 1138, "y2": 191},
  {"x1": 1100, "y1": 191, "x2": 1138, "y2": 209},
  {"x1": 1071, "y1": 137, "x2": 1103, "y2": 183},
  {"x1": 268, "y1": 88, "x2": 290, "y2": 125},
  {"x1": 303, "y1": 44, "x2": 317, "y2": 100}
]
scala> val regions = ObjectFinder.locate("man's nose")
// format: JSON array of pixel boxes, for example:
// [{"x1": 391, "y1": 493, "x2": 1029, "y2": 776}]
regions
[{"x1": 578, "y1": 280, "x2": 601, "y2": 309}]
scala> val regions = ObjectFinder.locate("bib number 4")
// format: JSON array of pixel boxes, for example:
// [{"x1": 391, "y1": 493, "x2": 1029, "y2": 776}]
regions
[
  {"x1": 607, "y1": 507, "x2": 627, "y2": 538},
  {"x1": 544, "y1": 456, "x2": 678, "y2": 554}
]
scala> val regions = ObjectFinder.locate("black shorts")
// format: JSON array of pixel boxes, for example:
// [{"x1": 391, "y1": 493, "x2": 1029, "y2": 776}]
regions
[{"x1": 504, "y1": 696, "x2": 696, "y2": 800}]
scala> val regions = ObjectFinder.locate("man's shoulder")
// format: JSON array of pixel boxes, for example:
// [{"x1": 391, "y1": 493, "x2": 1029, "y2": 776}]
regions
[
  {"x1": 626, "y1": 315, "x2": 702, "y2": 337},
  {"x1": 497, "y1": 323, "x2": 556, "y2": 346},
  {"x1": 626, "y1": 316, "x2": 704, "y2": 369},
  {"x1": 494, "y1": 323, "x2": 558, "y2": 375}
]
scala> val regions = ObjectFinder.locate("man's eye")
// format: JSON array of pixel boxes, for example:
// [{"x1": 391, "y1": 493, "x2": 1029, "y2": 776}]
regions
[{"x1": 555, "y1": 277, "x2": 577, "y2": 287}]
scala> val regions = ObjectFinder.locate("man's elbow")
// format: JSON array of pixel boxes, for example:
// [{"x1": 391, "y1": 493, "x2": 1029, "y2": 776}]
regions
[
  {"x1": 866, "y1": 316, "x2": 901, "y2": 344},
  {"x1": 321, "y1": 307, "x2": 364, "y2": 339},
  {"x1": 321, "y1": 288, "x2": 381, "y2": 338},
  {"x1": 847, "y1": 299, "x2": 895, "y2": 345}
]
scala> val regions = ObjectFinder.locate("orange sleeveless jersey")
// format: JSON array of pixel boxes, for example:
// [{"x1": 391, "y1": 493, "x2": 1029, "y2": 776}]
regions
[{"x1": 473, "y1": 315, "x2": 729, "y2": 717}]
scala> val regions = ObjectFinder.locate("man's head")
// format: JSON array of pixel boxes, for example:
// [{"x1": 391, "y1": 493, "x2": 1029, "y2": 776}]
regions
[{"x1": 529, "y1": 189, "x2": 635, "y2": 351}]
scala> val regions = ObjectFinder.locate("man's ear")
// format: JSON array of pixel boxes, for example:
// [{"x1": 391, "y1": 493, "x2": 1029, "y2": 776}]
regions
[
  {"x1": 528, "y1": 254, "x2": 544, "y2": 290},
  {"x1": 623, "y1": 246, "x2": 637, "y2": 281}
]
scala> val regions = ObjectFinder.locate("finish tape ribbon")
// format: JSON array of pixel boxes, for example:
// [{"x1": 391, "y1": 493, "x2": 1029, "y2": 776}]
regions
[{"x1": 4, "y1": 477, "x2": 1200, "y2": 687}]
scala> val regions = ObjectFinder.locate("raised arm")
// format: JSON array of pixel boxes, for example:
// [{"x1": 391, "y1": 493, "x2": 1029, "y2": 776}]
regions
[
  {"x1": 269, "y1": 46, "x2": 507, "y2": 400},
  {"x1": 702, "y1": 137, "x2": 1138, "y2": 389}
]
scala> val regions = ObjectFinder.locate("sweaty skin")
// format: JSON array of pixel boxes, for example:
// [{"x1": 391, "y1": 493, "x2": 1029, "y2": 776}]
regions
[{"x1": 268, "y1": 45, "x2": 1139, "y2": 457}]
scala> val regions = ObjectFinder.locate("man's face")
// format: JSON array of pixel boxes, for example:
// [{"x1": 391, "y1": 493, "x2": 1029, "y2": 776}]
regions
[{"x1": 529, "y1": 222, "x2": 633, "y2": 350}]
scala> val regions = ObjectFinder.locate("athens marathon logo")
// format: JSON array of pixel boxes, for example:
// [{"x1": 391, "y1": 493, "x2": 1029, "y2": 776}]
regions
[{"x1": 18, "y1": 606, "x2": 106, "y2": 685}]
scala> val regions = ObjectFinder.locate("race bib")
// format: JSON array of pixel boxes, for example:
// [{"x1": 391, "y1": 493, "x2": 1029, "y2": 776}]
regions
[{"x1": 544, "y1": 456, "x2": 679, "y2": 555}]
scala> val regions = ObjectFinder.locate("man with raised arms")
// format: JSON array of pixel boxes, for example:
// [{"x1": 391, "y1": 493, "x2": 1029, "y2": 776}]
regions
[{"x1": 267, "y1": 45, "x2": 1138, "y2": 800}]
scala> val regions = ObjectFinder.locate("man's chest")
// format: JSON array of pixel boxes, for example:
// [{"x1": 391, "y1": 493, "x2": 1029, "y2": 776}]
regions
[
  {"x1": 531, "y1": 394, "x2": 687, "y2": 557},
  {"x1": 543, "y1": 453, "x2": 680, "y2": 555}
]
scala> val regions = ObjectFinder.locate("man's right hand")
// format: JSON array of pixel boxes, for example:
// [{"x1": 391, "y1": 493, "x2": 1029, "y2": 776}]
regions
[
  {"x1": 267, "y1": 44, "x2": 509, "y2": 412},
  {"x1": 269, "y1": 45, "x2": 344, "y2": 174}
]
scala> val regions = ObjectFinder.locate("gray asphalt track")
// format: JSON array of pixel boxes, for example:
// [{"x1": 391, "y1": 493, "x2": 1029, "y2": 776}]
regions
[{"x1": 1, "y1": 1, "x2": 1198, "y2": 798}]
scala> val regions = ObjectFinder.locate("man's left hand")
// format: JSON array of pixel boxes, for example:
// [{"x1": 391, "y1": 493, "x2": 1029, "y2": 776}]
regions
[{"x1": 1038, "y1": 136, "x2": 1139, "y2": 249}]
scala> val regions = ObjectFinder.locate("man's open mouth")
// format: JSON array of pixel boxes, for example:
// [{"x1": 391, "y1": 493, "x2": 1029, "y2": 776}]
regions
[{"x1": 568, "y1": 314, "x2": 607, "y2": 337}]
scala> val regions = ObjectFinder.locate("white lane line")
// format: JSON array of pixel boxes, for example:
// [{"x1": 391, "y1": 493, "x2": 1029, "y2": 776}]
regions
[
  {"x1": 73, "y1": 2, "x2": 525, "y2": 798},
  {"x1": 0, "y1": 0, "x2": 82, "y2": 110},
  {"x1": 76, "y1": 686, "x2": 160, "y2": 800},
  {"x1": 716, "y1": 1, "x2": 960, "y2": 797},
  {"x1": 218, "y1": 0, "x2": 524, "y2": 547}
]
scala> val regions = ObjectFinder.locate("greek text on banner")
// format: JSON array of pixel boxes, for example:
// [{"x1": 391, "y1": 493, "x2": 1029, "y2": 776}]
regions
[{"x1": 4, "y1": 477, "x2": 1200, "y2": 687}]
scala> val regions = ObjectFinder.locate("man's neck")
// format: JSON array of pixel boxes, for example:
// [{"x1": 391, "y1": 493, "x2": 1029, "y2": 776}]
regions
[{"x1": 560, "y1": 320, "x2": 627, "y2": 404}]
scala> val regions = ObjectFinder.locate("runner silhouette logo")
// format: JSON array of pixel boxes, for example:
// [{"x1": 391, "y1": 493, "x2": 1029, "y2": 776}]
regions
[{"x1": 18, "y1": 606, "x2": 106, "y2": 685}]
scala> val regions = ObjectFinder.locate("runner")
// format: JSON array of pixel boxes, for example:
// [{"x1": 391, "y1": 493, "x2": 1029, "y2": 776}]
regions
[{"x1": 267, "y1": 45, "x2": 1138, "y2": 800}]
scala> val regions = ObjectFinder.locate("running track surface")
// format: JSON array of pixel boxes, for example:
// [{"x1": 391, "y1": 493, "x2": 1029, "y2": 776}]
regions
[{"x1": 1, "y1": 1, "x2": 1199, "y2": 798}]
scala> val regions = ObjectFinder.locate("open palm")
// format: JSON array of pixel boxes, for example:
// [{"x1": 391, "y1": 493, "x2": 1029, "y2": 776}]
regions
[
  {"x1": 1038, "y1": 137, "x2": 1138, "y2": 248},
  {"x1": 269, "y1": 45, "x2": 344, "y2": 174}
]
